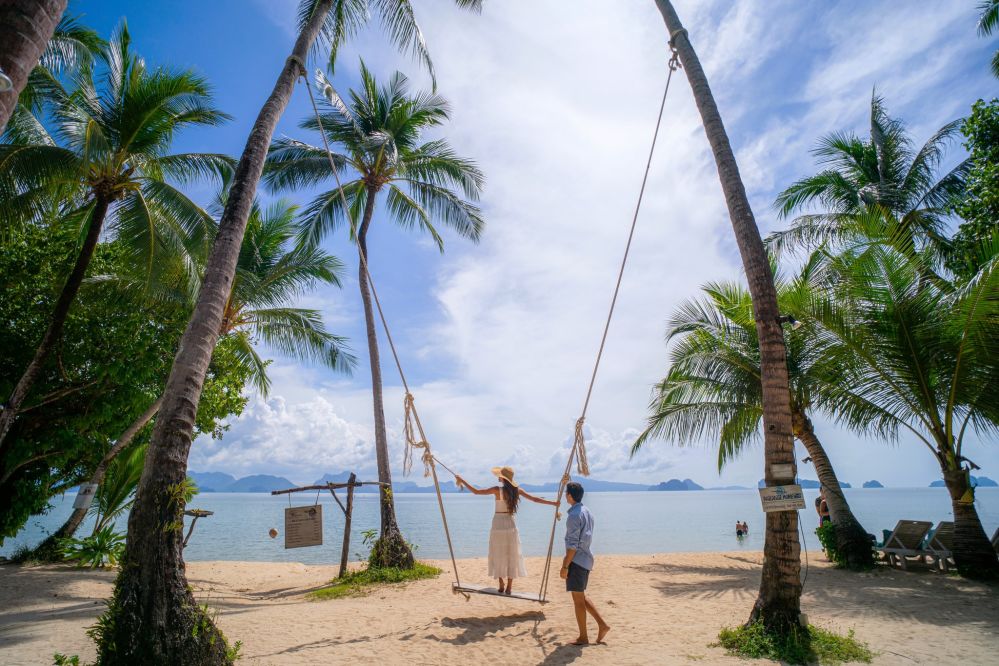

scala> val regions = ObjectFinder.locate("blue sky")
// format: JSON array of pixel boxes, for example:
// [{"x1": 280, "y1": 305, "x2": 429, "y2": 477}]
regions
[{"x1": 76, "y1": 1, "x2": 998, "y2": 488}]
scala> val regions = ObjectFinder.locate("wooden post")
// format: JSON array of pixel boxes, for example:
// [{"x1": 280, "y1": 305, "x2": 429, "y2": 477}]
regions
[{"x1": 339, "y1": 472, "x2": 356, "y2": 578}]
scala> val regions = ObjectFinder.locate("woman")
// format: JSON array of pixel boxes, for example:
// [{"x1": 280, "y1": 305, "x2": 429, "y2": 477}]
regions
[{"x1": 455, "y1": 466, "x2": 559, "y2": 595}]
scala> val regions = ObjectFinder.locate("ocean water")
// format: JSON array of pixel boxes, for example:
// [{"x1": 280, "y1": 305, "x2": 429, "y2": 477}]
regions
[{"x1": 3, "y1": 488, "x2": 998, "y2": 565}]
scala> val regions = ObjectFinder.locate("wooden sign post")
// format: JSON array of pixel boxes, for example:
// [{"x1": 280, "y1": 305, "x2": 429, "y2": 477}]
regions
[{"x1": 758, "y1": 484, "x2": 806, "y2": 512}]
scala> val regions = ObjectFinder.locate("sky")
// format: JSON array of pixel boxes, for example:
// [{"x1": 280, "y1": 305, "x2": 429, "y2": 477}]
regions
[{"x1": 75, "y1": 1, "x2": 998, "y2": 488}]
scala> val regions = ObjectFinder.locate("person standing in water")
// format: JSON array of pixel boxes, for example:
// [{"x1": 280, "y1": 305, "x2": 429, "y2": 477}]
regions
[
  {"x1": 455, "y1": 466, "x2": 558, "y2": 595},
  {"x1": 560, "y1": 482, "x2": 610, "y2": 645}
]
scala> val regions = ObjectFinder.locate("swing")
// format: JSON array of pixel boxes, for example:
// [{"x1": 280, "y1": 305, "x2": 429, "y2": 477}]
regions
[{"x1": 296, "y1": 43, "x2": 682, "y2": 604}]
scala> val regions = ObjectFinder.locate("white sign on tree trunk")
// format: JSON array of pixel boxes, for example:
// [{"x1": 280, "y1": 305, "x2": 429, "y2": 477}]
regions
[
  {"x1": 758, "y1": 484, "x2": 806, "y2": 512},
  {"x1": 284, "y1": 505, "x2": 323, "y2": 549},
  {"x1": 73, "y1": 483, "x2": 99, "y2": 510}
]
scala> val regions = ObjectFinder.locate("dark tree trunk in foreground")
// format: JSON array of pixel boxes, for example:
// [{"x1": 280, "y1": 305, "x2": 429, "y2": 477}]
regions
[
  {"x1": 792, "y1": 410, "x2": 874, "y2": 570},
  {"x1": 357, "y1": 185, "x2": 414, "y2": 569},
  {"x1": 97, "y1": 4, "x2": 336, "y2": 663},
  {"x1": 34, "y1": 396, "x2": 163, "y2": 560},
  {"x1": 653, "y1": 0, "x2": 802, "y2": 631},
  {"x1": 0, "y1": 195, "x2": 110, "y2": 450},
  {"x1": 0, "y1": 0, "x2": 68, "y2": 132},
  {"x1": 942, "y1": 463, "x2": 999, "y2": 579}
]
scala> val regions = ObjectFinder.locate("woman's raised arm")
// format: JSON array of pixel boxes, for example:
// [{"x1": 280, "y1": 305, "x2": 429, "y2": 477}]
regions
[
  {"x1": 455, "y1": 475, "x2": 498, "y2": 496},
  {"x1": 518, "y1": 488, "x2": 559, "y2": 507}
]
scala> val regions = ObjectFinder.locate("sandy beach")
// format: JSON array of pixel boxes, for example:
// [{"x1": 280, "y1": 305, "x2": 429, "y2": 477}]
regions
[{"x1": 1, "y1": 552, "x2": 997, "y2": 665}]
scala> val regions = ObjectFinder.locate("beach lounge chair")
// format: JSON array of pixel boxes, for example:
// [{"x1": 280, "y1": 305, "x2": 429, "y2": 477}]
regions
[
  {"x1": 876, "y1": 520, "x2": 933, "y2": 570},
  {"x1": 923, "y1": 521, "x2": 955, "y2": 571}
]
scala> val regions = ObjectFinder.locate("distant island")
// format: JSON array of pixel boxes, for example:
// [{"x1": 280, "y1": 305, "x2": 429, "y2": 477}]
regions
[
  {"x1": 188, "y1": 471, "x2": 752, "y2": 493},
  {"x1": 862, "y1": 480, "x2": 884, "y2": 488},
  {"x1": 929, "y1": 476, "x2": 997, "y2": 488}
]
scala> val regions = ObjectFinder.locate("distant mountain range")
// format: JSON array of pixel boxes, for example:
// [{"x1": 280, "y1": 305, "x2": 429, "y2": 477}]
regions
[
  {"x1": 863, "y1": 480, "x2": 885, "y2": 488},
  {"x1": 928, "y1": 476, "x2": 997, "y2": 488},
  {"x1": 189, "y1": 471, "x2": 750, "y2": 493}
]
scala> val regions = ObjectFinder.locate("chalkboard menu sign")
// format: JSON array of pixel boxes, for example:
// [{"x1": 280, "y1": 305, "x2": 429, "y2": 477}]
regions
[{"x1": 284, "y1": 505, "x2": 323, "y2": 548}]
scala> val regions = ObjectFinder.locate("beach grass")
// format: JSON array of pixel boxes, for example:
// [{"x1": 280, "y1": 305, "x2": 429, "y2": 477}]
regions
[
  {"x1": 717, "y1": 621, "x2": 873, "y2": 665},
  {"x1": 308, "y1": 562, "x2": 442, "y2": 600}
]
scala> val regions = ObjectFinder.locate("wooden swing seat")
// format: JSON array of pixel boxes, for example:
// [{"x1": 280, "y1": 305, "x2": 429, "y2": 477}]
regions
[{"x1": 453, "y1": 582, "x2": 548, "y2": 603}]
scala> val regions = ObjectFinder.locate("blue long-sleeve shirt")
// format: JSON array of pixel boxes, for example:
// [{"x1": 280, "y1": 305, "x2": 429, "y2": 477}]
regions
[{"x1": 564, "y1": 503, "x2": 594, "y2": 570}]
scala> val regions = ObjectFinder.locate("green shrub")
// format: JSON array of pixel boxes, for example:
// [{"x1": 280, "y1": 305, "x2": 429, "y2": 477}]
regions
[
  {"x1": 816, "y1": 521, "x2": 845, "y2": 565},
  {"x1": 717, "y1": 621, "x2": 873, "y2": 665},
  {"x1": 308, "y1": 562, "x2": 441, "y2": 600},
  {"x1": 57, "y1": 527, "x2": 125, "y2": 568}
]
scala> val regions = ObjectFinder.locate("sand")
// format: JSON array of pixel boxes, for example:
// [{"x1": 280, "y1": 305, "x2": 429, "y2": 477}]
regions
[{"x1": 1, "y1": 552, "x2": 997, "y2": 665}]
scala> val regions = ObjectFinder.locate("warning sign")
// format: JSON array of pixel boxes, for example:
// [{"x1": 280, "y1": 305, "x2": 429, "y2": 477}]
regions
[
  {"x1": 284, "y1": 505, "x2": 323, "y2": 548},
  {"x1": 73, "y1": 483, "x2": 99, "y2": 510},
  {"x1": 758, "y1": 484, "x2": 806, "y2": 512}
]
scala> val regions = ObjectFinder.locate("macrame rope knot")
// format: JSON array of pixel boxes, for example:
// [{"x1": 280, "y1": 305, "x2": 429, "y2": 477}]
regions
[
  {"x1": 402, "y1": 392, "x2": 433, "y2": 477},
  {"x1": 573, "y1": 417, "x2": 591, "y2": 477}
]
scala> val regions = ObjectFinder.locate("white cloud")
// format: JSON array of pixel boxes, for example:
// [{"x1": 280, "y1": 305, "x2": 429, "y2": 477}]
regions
[{"x1": 205, "y1": 0, "x2": 999, "y2": 490}]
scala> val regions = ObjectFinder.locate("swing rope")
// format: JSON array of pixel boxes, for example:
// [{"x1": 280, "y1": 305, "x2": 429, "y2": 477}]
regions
[
  {"x1": 537, "y1": 45, "x2": 681, "y2": 602},
  {"x1": 300, "y1": 67, "x2": 467, "y2": 599},
  {"x1": 298, "y1": 39, "x2": 680, "y2": 603}
]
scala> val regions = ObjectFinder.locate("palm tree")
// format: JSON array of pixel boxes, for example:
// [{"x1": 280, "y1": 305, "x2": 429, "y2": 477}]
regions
[
  {"x1": 264, "y1": 63, "x2": 484, "y2": 567},
  {"x1": 105, "y1": 2, "x2": 481, "y2": 661},
  {"x1": 653, "y1": 0, "x2": 802, "y2": 631},
  {"x1": 0, "y1": 0, "x2": 68, "y2": 132},
  {"x1": 979, "y1": 0, "x2": 999, "y2": 78},
  {"x1": 0, "y1": 22, "x2": 232, "y2": 450},
  {"x1": 808, "y1": 244, "x2": 999, "y2": 578},
  {"x1": 770, "y1": 92, "x2": 968, "y2": 268},
  {"x1": 38, "y1": 199, "x2": 354, "y2": 552},
  {"x1": 633, "y1": 260, "x2": 874, "y2": 570}
]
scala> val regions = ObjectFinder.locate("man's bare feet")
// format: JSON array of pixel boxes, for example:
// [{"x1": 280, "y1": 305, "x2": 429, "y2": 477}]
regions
[
  {"x1": 570, "y1": 638, "x2": 589, "y2": 646},
  {"x1": 596, "y1": 624, "x2": 611, "y2": 644}
]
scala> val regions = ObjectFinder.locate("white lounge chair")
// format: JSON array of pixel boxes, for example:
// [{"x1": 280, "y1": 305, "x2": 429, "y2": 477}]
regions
[
  {"x1": 876, "y1": 520, "x2": 933, "y2": 570},
  {"x1": 923, "y1": 521, "x2": 955, "y2": 571}
]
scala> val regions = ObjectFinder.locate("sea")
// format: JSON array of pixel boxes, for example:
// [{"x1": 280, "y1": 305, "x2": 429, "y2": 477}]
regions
[{"x1": 3, "y1": 488, "x2": 998, "y2": 565}]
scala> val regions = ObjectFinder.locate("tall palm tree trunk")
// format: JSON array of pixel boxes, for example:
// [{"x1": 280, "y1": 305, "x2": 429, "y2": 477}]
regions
[
  {"x1": 97, "y1": 5, "x2": 336, "y2": 663},
  {"x1": 356, "y1": 186, "x2": 414, "y2": 569},
  {"x1": 0, "y1": 194, "x2": 110, "y2": 450},
  {"x1": 941, "y1": 461, "x2": 999, "y2": 578},
  {"x1": 0, "y1": 0, "x2": 68, "y2": 132},
  {"x1": 791, "y1": 410, "x2": 874, "y2": 570},
  {"x1": 653, "y1": 0, "x2": 801, "y2": 631},
  {"x1": 33, "y1": 395, "x2": 163, "y2": 560}
]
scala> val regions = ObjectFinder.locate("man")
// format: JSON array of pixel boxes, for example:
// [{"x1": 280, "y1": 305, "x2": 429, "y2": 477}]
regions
[
  {"x1": 816, "y1": 486, "x2": 831, "y2": 524},
  {"x1": 560, "y1": 481, "x2": 610, "y2": 645}
]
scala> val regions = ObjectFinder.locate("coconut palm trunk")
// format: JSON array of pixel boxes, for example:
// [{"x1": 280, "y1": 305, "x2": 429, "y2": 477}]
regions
[
  {"x1": 0, "y1": 0, "x2": 68, "y2": 132},
  {"x1": 98, "y1": 4, "x2": 335, "y2": 663},
  {"x1": 33, "y1": 395, "x2": 163, "y2": 559},
  {"x1": 942, "y1": 461, "x2": 998, "y2": 577},
  {"x1": 653, "y1": 0, "x2": 801, "y2": 630},
  {"x1": 791, "y1": 410, "x2": 873, "y2": 569},
  {"x1": 0, "y1": 194, "x2": 110, "y2": 448},
  {"x1": 356, "y1": 186, "x2": 414, "y2": 568}
]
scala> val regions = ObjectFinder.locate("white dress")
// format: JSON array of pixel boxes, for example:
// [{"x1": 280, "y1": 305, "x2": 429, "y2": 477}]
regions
[{"x1": 488, "y1": 496, "x2": 527, "y2": 579}]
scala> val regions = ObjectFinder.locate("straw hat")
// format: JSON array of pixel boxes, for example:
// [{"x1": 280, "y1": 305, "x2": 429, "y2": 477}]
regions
[{"x1": 491, "y1": 465, "x2": 519, "y2": 488}]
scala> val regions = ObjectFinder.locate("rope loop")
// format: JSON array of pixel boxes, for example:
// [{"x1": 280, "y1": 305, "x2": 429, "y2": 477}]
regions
[{"x1": 402, "y1": 392, "x2": 433, "y2": 477}]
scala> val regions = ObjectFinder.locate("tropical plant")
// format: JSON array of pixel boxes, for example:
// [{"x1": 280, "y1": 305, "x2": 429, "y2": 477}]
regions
[
  {"x1": 653, "y1": 0, "x2": 802, "y2": 633},
  {"x1": 633, "y1": 261, "x2": 874, "y2": 570},
  {"x1": 949, "y1": 98, "x2": 999, "y2": 279},
  {"x1": 105, "y1": 2, "x2": 481, "y2": 660},
  {"x1": 264, "y1": 62, "x2": 485, "y2": 567},
  {"x1": 38, "y1": 198, "x2": 354, "y2": 553},
  {"x1": 89, "y1": 444, "x2": 149, "y2": 535},
  {"x1": 806, "y1": 245, "x2": 999, "y2": 578},
  {"x1": 770, "y1": 92, "x2": 969, "y2": 270},
  {"x1": 979, "y1": 0, "x2": 999, "y2": 78},
  {"x1": 58, "y1": 525, "x2": 125, "y2": 569},
  {"x1": 0, "y1": 21, "x2": 232, "y2": 449},
  {"x1": 0, "y1": 0, "x2": 68, "y2": 132}
]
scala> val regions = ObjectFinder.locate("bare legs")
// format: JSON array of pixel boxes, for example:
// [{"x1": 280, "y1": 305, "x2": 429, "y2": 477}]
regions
[
  {"x1": 497, "y1": 577, "x2": 512, "y2": 594},
  {"x1": 570, "y1": 591, "x2": 610, "y2": 645}
]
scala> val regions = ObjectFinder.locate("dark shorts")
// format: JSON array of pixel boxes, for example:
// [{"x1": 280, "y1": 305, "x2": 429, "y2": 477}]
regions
[
  {"x1": 820, "y1": 516, "x2": 832, "y2": 525},
  {"x1": 566, "y1": 562, "x2": 590, "y2": 593}
]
